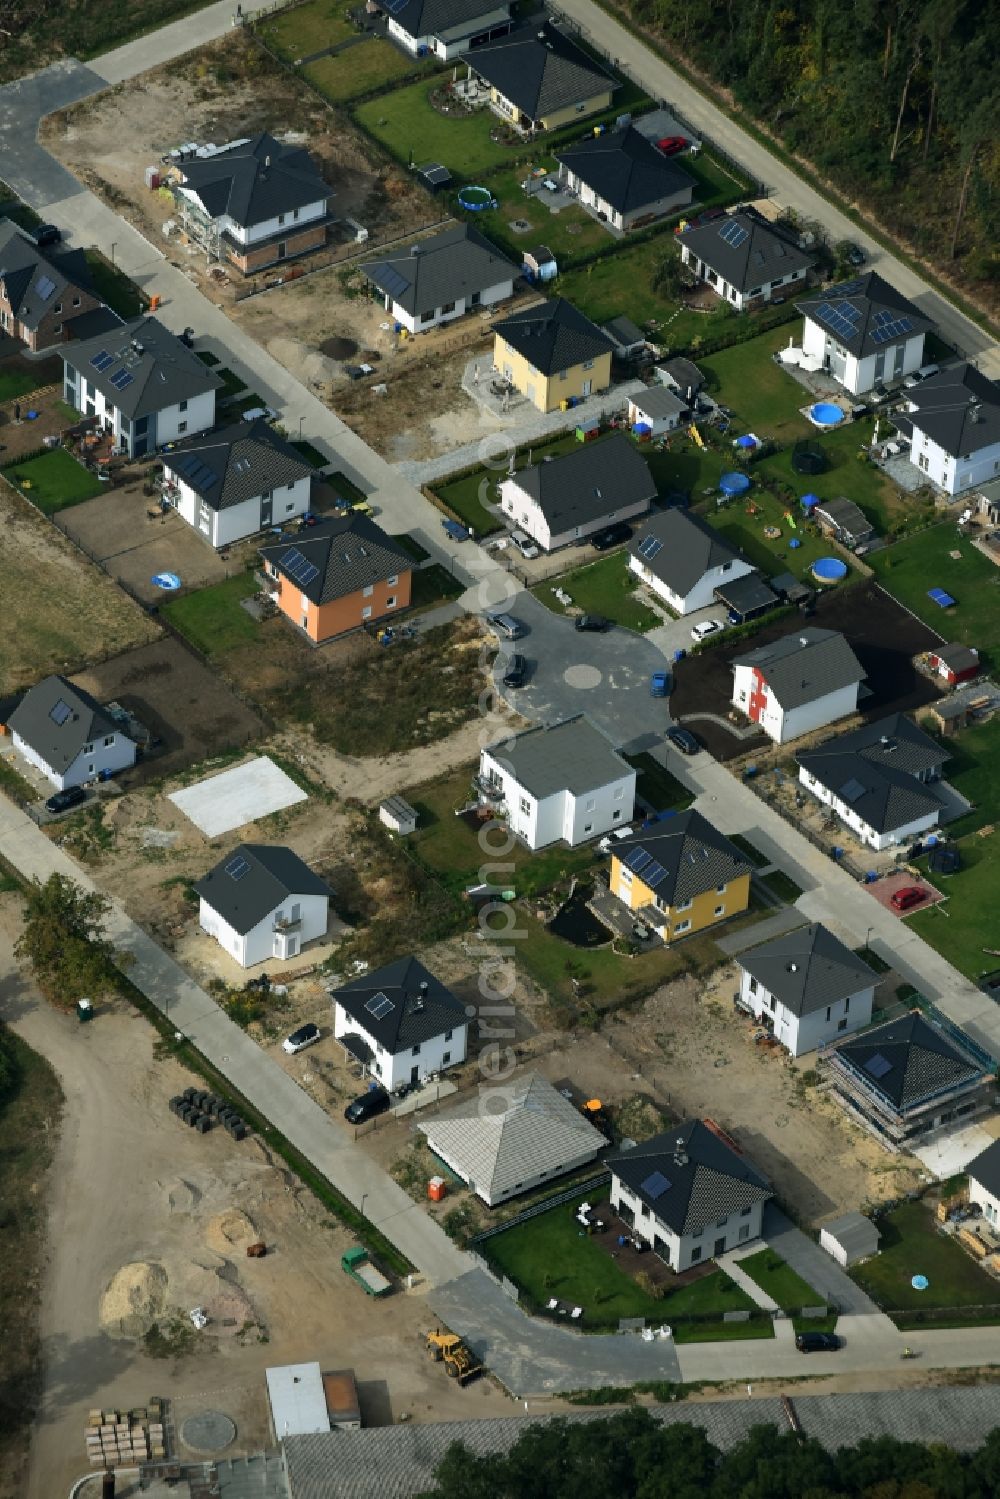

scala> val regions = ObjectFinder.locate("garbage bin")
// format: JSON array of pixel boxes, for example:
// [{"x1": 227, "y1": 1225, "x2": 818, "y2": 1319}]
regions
[{"x1": 77, "y1": 998, "x2": 94, "y2": 1023}]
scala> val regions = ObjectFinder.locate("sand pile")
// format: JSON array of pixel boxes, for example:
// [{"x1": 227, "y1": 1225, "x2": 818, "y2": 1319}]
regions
[
  {"x1": 206, "y1": 1209, "x2": 258, "y2": 1255},
  {"x1": 100, "y1": 1261, "x2": 168, "y2": 1338}
]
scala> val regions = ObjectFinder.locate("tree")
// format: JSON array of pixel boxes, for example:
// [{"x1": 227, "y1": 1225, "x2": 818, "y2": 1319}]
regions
[{"x1": 15, "y1": 873, "x2": 119, "y2": 1006}]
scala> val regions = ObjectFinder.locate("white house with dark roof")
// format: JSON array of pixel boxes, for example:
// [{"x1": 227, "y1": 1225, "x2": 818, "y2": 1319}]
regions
[
  {"x1": 463, "y1": 22, "x2": 615, "y2": 134},
  {"x1": 797, "y1": 712, "x2": 950, "y2": 851},
  {"x1": 498, "y1": 432, "x2": 655, "y2": 550},
  {"x1": 419, "y1": 1073, "x2": 607, "y2": 1205},
  {"x1": 627, "y1": 384, "x2": 688, "y2": 437},
  {"x1": 607, "y1": 1120, "x2": 771, "y2": 1271},
  {"x1": 628, "y1": 508, "x2": 755, "y2": 615},
  {"x1": 478, "y1": 715, "x2": 635, "y2": 850},
  {"x1": 162, "y1": 419, "x2": 313, "y2": 547},
  {"x1": 62, "y1": 316, "x2": 221, "y2": 459},
  {"x1": 796, "y1": 273, "x2": 935, "y2": 396},
  {"x1": 556, "y1": 126, "x2": 695, "y2": 233},
  {"x1": 8, "y1": 676, "x2": 136, "y2": 790},
  {"x1": 379, "y1": 0, "x2": 512, "y2": 60},
  {"x1": 737, "y1": 923, "x2": 878, "y2": 1057},
  {"x1": 195, "y1": 844, "x2": 331, "y2": 967},
  {"x1": 360, "y1": 225, "x2": 516, "y2": 335},
  {"x1": 678, "y1": 209, "x2": 814, "y2": 311},
  {"x1": 331, "y1": 956, "x2": 467, "y2": 1092},
  {"x1": 967, "y1": 1139, "x2": 1000, "y2": 1231},
  {"x1": 899, "y1": 363, "x2": 1000, "y2": 497},
  {"x1": 731, "y1": 628, "x2": 866, "y2": 744}
]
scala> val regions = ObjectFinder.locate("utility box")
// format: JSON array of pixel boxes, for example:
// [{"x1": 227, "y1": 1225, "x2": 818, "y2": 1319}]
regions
[{"x1": 428, "y1": 1176, "x2": 447, "y2": 1203}]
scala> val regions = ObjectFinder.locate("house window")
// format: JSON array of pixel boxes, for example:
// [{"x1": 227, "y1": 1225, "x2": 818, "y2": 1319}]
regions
[
  {"x1": 619, "y1": 867, "x2": 632, "y2": 883},
  {"x1": 293, "y1": 208, "x2": 299, "y2": 220},
  {"x1": 179, "y1": 399, "x2": 188, "y2": 412},
  {"x1": 676, "y1": 898, "x2": 692, "y2": 912},
  {"x1": 412, "y1": 1044, "x2": 421, "y2": 1056},
  {"x1": 387, "y1": 574, "x2": 398, "y2": 586},
  {"x1": 690, "y1": 1245, "x2": 702, "y2": 1263},
  {"x1": 83, "y1": 742, "x2": 93, "y2": 755},
  {"x1": 386, "y1": 596, "x2": 396, "y2": 609},
  {"x1": 613, "y1": 786, "x2": 624, "y2": 799},
  {"x1": 442, "y1": 1051, "x2": 451, "y2": 1064},
  {"x1": 54, "y1": 323, "x2": 62, "y2": 334},
  {"x1": 716, "y1": 884, "x2": 727, "y2": 894},
  {"x1": 825, "y1": 1006, "x2": 832, "y2": 1022},
  {"x1": 738, "y1": 1224, "x2": 750, "y2": 1242},
  {"x1": 845, "y1": 996, "x2": 851, "y2": 1012},
  {"x1": 675, "y1": 919, "x2": 691, "y2": 933},
  {"x1": 72, "y1": 296, "x2": 81, "y2": 307},
  {"x1": 519, "y1": 796, "x2": 530, "y2": 814},
  {"x1": 444, "y1": 1029, "x2": 452, "y2": 1041},
  {"x1": 586, "y1": 798, "x2": 596, "y2": 812},
  {"x1": 612, "y1": 808, "x2": 622, "y2": 820},
  {"x1": 278, "y1": 213, "x2": 286, "y2": 226},
  {"x1": 103, "y1": 735, "x2": 115, "y2": 747},
  {"x1": 177, "y1": 421, "x2": 187, "y2": 433},
  {"x1": 713, "y1": 904, "x2": 725, "y2": 917},
  {"x1": 583, "y1": 360, "x2": 594, "y2": 371},
  {"x1": 440, "y1": 301, "x2": 456, "y2": 315},
  {"x1": 362, "y1": 606, "x2": 372, "y2": 619},
  {"x1": 749, "y1": 977, "x2": 758, "y2": 994},
  {"x1": 288, "y1": 481, "x2": 296, "y2": 490},
  {"x1": 584, "y1": 823, "x2": 593, "y2": 834},
  {"x1": 837, "y1": 1017, "x2": 848, "y2": 1031},
  {"x1": 717, "y1": 1217, "x2": 728, "y2": 1229},
  {"x1": 363, "y1": 584, "x2": 374, "y2": 598},
  {"x1": 54, "y1": 302, "x2": 62, "y2": 314},
  {"x1": 742, "y1": 1204, "x2": 751, "y2": 1216}
]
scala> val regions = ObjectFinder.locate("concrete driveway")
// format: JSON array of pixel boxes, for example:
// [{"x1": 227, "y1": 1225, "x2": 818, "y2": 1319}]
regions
[{"x1": 761, "y1": 1206, "x2": 882, "y2": 1317}]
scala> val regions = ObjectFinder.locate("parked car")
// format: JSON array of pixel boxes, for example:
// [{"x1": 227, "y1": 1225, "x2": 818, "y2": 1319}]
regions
[
  {"x1": 891, "y1": 885, "x2": 928, "y2": 912},
  {"x1": 902, "y1": 363, "x2": 941, "y2": 389},
  {"x1": 510, "y1": 529, "x2": 540, "y2": 560},
  {"x1": 45, "y1": 785, "x2": 86, "y2": 815},
  {"x1": 575, "y1": 613, "x2": 610, "y2": 633},
  {"x1": 843, "y1": 242, "x2": 866, "y2": 267},
  {"x1": 691, "y1": 618, "x2": 724, "y2": 643},
  {"x1": 656, "y1": 135, "x2": 688, "y2": 155},
  {"x1": 590, "y1": 522, "x2": 633, "y2": 551},
  {"x1": 344, "y1": 1088, "x2": 391, "y2": 1125},
  {"x1": 282, "y1": 1022, "x2": 321, "y2": 1055},
  {"x1": 650, "y1": 671, "x2": 670, "y2": 698},
  {"x1": 32, "y1": 223, "x2": 62, "y2": 247},
  {"x1": 502, "y1": 653, "x2": 527, "y2": 688},
  {"x1": 598, "y1": 826, "x2": 634, "y2": 854},
  {"x1": 488, "y1": 612, "x2": 523, "y2": 640},
  {"x1": 666, "y1": 726, "x2": 700, "y2": 755},
  {"x1": 796, "y1": 1331, "x2": 841, "y2": 1354}
]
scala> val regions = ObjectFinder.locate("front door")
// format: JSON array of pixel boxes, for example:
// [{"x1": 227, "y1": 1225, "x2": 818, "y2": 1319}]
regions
[
  {"x1": 410, "y1": 1064, "x2": 420, "y2": 1085},
  {"x1": 714, "y1": 1237, "x2": 727, "y2": 1257},
  {"x1": 276, "y1": 241, "x2": 287, "y2": 261},
  {"x1": 582, "y1": 379, "x2": 592, "y2": 397}
]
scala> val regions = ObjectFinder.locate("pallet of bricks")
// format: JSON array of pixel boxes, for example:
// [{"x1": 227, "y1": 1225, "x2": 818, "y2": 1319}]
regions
[
  {"x1": 84, "y1": 1397, "x2": 166, "y2": 1467},
  {"x1": 169, "y1": 1086, "x2": 249, "y2": 1139}
]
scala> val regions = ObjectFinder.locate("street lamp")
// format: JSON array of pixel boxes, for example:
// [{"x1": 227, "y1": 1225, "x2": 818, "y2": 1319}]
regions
[
  {"x1": 361, "y1": 1192, "x2": 369, "y2": 1221},
  {"x1": 110, "y1": 242, "x2": 117, "y2": 268},
  {"x1": 298, "y1": 416, "x2": 304, "y2": 440}
]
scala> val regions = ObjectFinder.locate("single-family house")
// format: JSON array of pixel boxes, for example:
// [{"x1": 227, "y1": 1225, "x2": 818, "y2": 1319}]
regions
[
  {"x1": 609, "y1": 808, "x2": 751, "y2": 943},
  {"x1": 259, "y1": 513, "x2": 413, "y2": 645},
  {"x1": 628, "y1": 507, "x2": 755, "y2": 615},
  {"x1": 378, "y1": 0, "x2": 511, "y2": 60},
  {"x1": 901, "y1": 363, "x2": 1000, "y2": 497},
  {"x1": 731, "y1": 627, "x2": 866, "y2": 744},
  {"x1": 677, "y1": 209, "x2": 814, "y2": 311},
  {"x1": 967, "y1": 1139, "x2": 1000, "y2": 1233},
  {"x1": 161, "y1": 419, "x2": 313, "y2": 547},
  {"x1": 797, "y1": 712, "x2": 950, "y2": 851},
  {"x1": 796, "y1": 273, "x2": 935, "y2": 396},
  {"x1": 331, "y1": 956, "x2": 468, "y2": 1092},
  {"x1": 62, "y1": 316, "x2": 221, "y2": 458},
  {"x1": 359, "y1": 224, "x2": 517, "y2": 335},
  {"x1": 825, "y1": 1011, "x2": 994, "y2": 1150},
  {"x1": 627, "y1": 384, "x2": 687, "y2": 437},
  {"x1": 477, "y1": 714, "x2": 636, "y2": 850},
  {"x1": 0, "y1": 222, "x2": 109, "y2": 352},
  {"x1": 418, "y1": 1072, "x2": 607, "y2": 1205},
  {"x1": 8, "y1": 675, "x2": 136, "y2": 790},
  {"x1": 195, "y1": 844, "x2": 331, "y2": 967},
  {"x1": 170, "y1": 132, "x2": 333, "y2": 275},
  {"x1": 812, "y1": 496, "x2": 874, "y2": 549},
  {"x1": 555, "y1": 126, "x2": 695, "y2": 232},
  {"x1": 498, "y1": 432, "x2": 655, "y2": 550},
  {"x1": 819, "y1": 1212, "x2": 879, "y2": 1268},
  {"x1": 927, "y1": 643, "x2": 981, "y2": 686},
  {"x1": 737, "y1": 923, "x2": 878, "y2": 1057},
  {"x1": 607, "y1": 1120, "x2": 771, "y2": 1271},
  {"x1": 492, "y1": 297, "x2": 613, "y2": 413},
  {"x1": 462, "y1": 23, "x2": 616, "y2": 134}
]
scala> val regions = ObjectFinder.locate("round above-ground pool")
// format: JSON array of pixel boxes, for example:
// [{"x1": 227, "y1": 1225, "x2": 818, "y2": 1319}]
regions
[
  {"x1": 719, "y1": 470, "x2": 751, "y2": 497},
  {"x1": 457, "y1": 185, "x2": 497, "y2": 211},
  {"x1": 812, "y1": 557, "x2": 848, "y2": 583},
  {"x1": 810, "y1": 402, "x2": 845, "y2": 427}
]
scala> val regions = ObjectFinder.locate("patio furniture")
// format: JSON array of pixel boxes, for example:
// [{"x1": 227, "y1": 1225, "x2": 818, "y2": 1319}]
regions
[
  {"x1": 571, "y1": 1307, "x2": 583, "y2": 1319},
  {"x1": 547, "y1": 1298, "x2": 559, "y2": 1310}
]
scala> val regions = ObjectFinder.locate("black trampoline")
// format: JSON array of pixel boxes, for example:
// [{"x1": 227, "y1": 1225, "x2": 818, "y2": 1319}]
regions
[{"x1": 792, "y1": 439, "x2": 828, "y2": 475}]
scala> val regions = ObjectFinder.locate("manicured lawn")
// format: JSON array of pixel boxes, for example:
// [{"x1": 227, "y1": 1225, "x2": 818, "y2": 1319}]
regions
[
  {"x1": 697, "y1": 484, "x2": 855, "y2": 585},
  {"x1": 532, "y1": 551, "x2": 660, "y2": 632},
  {"x1": 934, "y1": 716, "x2": 1000, "y2": 837},
  {"x1": 354, "y1": 80, "x2": 510, "y2": 178},
  {"x1": 431, "y1": 466, "x2": 504, "y2": 536},
  {"x1": 1, "y1": 447, "x2": 103, "y2": 514},
  {"x1": 256, "y1": 0, "x2": 357, "y2": 60},
  {"x1": 625, "y1": 752, "x2": 694, "y2": 813},
  {"x1": 469, "y1": 164, "x2": 626, "y2": 267},
  {"x1": 849, "y1": 1200, "x2": 1000, "y2": 1324},
  {"x1": 757, "y1": 425, "x2": 917, "y2": 537},
  {"x1": 291, "y1": 439, "x2": 328, "y2": 470},
  {"x1": 738, "y1": 1249, "x2": 826, "y2": 1311},
  {"x1": 761, "y1": 868, "x2": 803, "y2": 903},
  {"x1": 558, "y1": 237, "x2": 730, "y2": 328},
  {"x1": 83, "y1": 250, "x2": 146, "y2": 319},
  {"x1": 161, "y1": 572, "x2": 260, "y2": 655},
  {"x1": 409, "y1": 561, "x2": 464, "y2": 611},
  {"x1": 728, "y1": 833, "x2": 768, "y2": 868},
  {"x1": 700, "y1": 324, "x2": 811, "y2": 441},
  {"x1": 0, "y1": 367, "x2": 49, "y2": 402},
  {"x1": 215, "y1": 367, "x2": 248, "y2": 400},
  {"x1": 303, "y1": 37, "x2": 419, "y2": 103},
  {"x1": 870, "y1": 522, "x2": 1000, "y2": 662},
  {"x1": 909, "y1": 836, "x2": 1000, "y2": 982}
]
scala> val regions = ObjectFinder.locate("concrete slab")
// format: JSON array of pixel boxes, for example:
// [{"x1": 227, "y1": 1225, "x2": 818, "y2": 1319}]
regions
[
  {"x1": 169, "y1": 756, "x2": 307, "y2": 836},
  {"x1": 913, "y1": 1121, "x2": 996, "y2": 1179}
]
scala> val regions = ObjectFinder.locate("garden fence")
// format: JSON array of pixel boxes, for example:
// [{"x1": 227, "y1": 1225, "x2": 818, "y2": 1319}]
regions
[{"x1": 470, "y1": 1171, "x2": 612, "y2": 1246}]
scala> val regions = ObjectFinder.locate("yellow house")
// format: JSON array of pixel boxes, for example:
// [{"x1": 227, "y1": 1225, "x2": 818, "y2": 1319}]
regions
[
  {"x1": 463, "y1": 23, "x2": 616, "y2": 133},
  {"x1": 609, "y1": 808, "x2": 752, "y2": 944},
  {"x1": 492, "y1": 297, "x2": 614, "y2": 413}
]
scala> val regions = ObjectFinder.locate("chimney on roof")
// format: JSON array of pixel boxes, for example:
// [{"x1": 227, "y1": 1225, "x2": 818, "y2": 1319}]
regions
[
  {"x1": 799, "y1": 637, "x2": 808, "y2": 646},
  {"x1": 969, "y1": 402, "x2": 982, "y2": 423},
  {"x1": 410, "y1": 244, "x2": 420, "y2": 256},
  {"x1": 672, "y1": 1136, "x2": 688, "y2": 1167},
  {"x1": 787, "y1": 962, "x2": 798, "y2": 973}
]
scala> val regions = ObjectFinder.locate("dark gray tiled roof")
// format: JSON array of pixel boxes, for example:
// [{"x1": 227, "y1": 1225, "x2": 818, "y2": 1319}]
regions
[
  {"x1": 607, "y1": 1120, "x2": 770, "y2": 1236},
  {"x1": 0, "y1": 220, "x2": 95, "y2": 332},
  {"x1": 967, "y1": 1138, "x2": 1000, "y2": 1198},
  {"x1": 612, "y1": 808, "x2": 750, "y2": 906},
  {"x1": 164, "y1": 418, "x2": 312, "y2": 511},
  {"x1": 493, "y1": 296, "x2": 613, "y2": 376},
  {"x1": 179, "y1": 132, "x2": 331, "y2": 228},
  {"x1": 464, "y1": 23, "x2": 614, "y2": 120},
  {"x1": 331, "y1": 956, "x2": 464, "y2": 1053},
  {"x1": 738, "y1": 922, "x2": 877, "y2": 1017},
  {"x1": 834, "y1": 1011, "x2": 983, "y2": 1110},
  {"x1": 557, "y1": 126, "x2": 695, "y2": 216},
  {"x1": 361, "y1": 224, "x2": 516, "y2": 318},
  {"x1": 658, "y1": 357, "x2": 704, "y2": 394},
  {"x1": 383, "y1": 0, "x2": 507, "y2": 40},
  {"x1": 8, "y1": 674, "x2": 119, "y2": 772},
  {"x1": 678, "y1": 208, "x2": 813, "y2": 294},
  {"x1": 628, "y1": 507, "x2": 747, "y2": 596},
  {"x1": 795, "y1": 272, "x2": 935, "y2": 359},
  {"x1": 906, "y1": 363, "x2": 1000, "y2": 459},
  {"x1": 195, "y1": 844, "x2": 330, "y2": 935},
  {"x1": 797, "y1": 713, "x2": 949, "y2": 835},
  {"x1": 813, "y1": 496, "x2": 873, "y2": 542},
  {"x1": 64, "y1": 316, "x2": 222, "y2": 419},
  {"x1": 483, "y1": 714, "x2": 632, "y2": 800},
  {"x1": 604, "y1": 315, "x2": 646, "y2": 348},
  {"x1": 630, "y1": 384, "x2": 687, "y2": 421},
  {"x1": 732, "y1": 627, "x2": 865, "y2": 710},
  {"x1": 713, "y1": 571, "x2": 778, "y2": 616},
  {"x1": 259, "y1": 513, "x2": 412, "y2": 607},
  {"x1": 510, "y1": 431, "x2": 655, "y2": 531},
  {"x1": 933, "y1": 643, "x2": 980, "y2": 674}
]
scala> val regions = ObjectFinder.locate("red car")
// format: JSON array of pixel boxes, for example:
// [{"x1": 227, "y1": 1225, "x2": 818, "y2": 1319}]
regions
[
  {"x1": 891, "y1": 885, "x2": 927, "y2": 912},
  {"x1": 657, "y1": 135, "x2": 688, "y2": 155}
]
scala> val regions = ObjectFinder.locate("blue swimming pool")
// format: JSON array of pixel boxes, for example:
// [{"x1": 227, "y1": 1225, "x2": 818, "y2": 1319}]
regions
[
  {"x1": 810, "y1": 402, "x2": 845, "y2": 427},
  {"x1": 812, "y1": 557, "x2": 848, "y2": 583}
]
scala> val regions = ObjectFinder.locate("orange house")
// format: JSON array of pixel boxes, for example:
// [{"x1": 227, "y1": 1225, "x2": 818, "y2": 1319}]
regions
[{"x1": 260, "y1": 513, "x2": 413, "y2": 645}]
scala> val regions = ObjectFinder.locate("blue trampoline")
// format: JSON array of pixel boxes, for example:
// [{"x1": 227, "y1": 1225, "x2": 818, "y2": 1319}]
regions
[
  {"x1": 719, "y1": 471, "x2": 751, "y2": 497},
  {"x1": 151, "y1": 572, "x2": 182, "y2": 590},
  {"x1": 812, "y1": 557, "x2": 847, "y2": 583},
  {"x1": 928, "y1": 587, "x2": 955, "y2": 608}
]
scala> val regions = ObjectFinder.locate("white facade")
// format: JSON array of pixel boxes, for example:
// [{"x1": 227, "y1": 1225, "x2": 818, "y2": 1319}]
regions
[
  {"x1": 906, "y1": 415, "x2": 1000, "y2": 498},
  {"x1": 627, "y1": 395, "x2": 683, "y2": 437},
  {"x1": 387, "y1": 8, "x2": 509, "y2": 59},
  {"x1": 64, "y1": 362, "x2": 216, "y2": 459},
  {"x1": 969, "y1": 1173, "x2": 1000, "y2": 1231},
  {"x1": 199, "y1": 889, "x2": 328, "y2": 969},
  {"x1": 166, "y1": 468, "x2": 311, "y2": 547},
  {"x1": 738, "y1": 965, "x2": 874, "y2": 1058},
  {"x1": 800, "y1": 316, "x2": 924, "y2": 396},
  {"x1": 177, "y1": 187, "x2": 327, "y2": 247},
  {"x1": 13, "y1": 727, "x2": 135, "y2": 791},
  {"x1": 610, "y1": 1173, "x2": 765, "y2": 1272},
  {"x1": 500, "y1": 477, "x2": 651, "y2": 553},
  {"x1": 731, "y1": 662, "x2": 860, "y2": 745},
  {"x1": 332, "y1": 1003, "x2": 468, "y2": 1091},
  {"x1": 680, "y1": 243, "x2": 807, "y2": 311},
  {"x1": 798, "y1": 765, "x2": 941, "y2": 851},
  {"x1": 629, "y1": 552, "x2": 754, "y2": 615},
  {"x1": 384, "y1": 273, "x2": 514, "y2": 335},
  {"x1": 479, "y1": 744, "x2": 635, "y2": 850},
  {"x1": 560, "y1": 167, "x2": 691, "y2": 234}
]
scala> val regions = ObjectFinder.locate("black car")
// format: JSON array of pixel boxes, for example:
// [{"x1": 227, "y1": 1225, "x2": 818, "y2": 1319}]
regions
[
  {"x1": 575, "y1": 613, "x2": 610, "y2": 633},
  {"x1": 666, "y1": 726, "x2": 700, "y2": 756},
  {"x1": 32, "y1": 223, "x2": 62, "y2": 247},
  {"x1": 502, "y1": 652, "x2": 527, "y2": 687},
  {"x1": 590, "y1": 522, "x2": 632, "y2": 551},
  {"x1": 844, "y1": 242, "x2": 866, "y2": 267},
  {"x1": 45, "y1": 785, "x2": 86, "y2": 815},
  {"x1": 344, "y1": 1088, "x2": 391, "y2": 1125},
  {"x1": 796, "y1": 1331, "x2": 841, "y2": 1354}
]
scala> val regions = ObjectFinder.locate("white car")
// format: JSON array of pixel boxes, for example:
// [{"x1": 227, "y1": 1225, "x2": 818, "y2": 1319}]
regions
[
  {"x1": 282, "y1": 1022, "x2": 321, "y2": 1054},
  {"x1": 691, "y1": 618, "x2": 724, "y2": 643},
  {"x1": 510, "y1": 529, "x2": 541, "y2": 560}
]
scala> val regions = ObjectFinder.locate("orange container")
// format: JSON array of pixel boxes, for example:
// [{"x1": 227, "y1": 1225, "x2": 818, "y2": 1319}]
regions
[{"x1": 428, "y1": 1176, "x2": 447, "y2": 1202}]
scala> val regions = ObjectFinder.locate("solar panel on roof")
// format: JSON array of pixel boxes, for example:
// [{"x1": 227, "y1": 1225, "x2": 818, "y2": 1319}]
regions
[
  {"x1": 718, "y1": 219, "x2": 749, "y2": 249},
  {"x1": 838, "y1": 777, "x2": 867, "y2": 804},
  {"x1": 49, "y1": 698, "x2": 72, "y2": 726},
  {"x1": 110, "y1": 368, "x2": 134, "y2": 391},
  {"x1": 225, "y1": 855, "x2": 250, "y2": 880},
  {"x1": 864, "y1": 1052, "x2": 892, "y2": 1080},
  {"x1": 642, "y1": 859, "x2": 667, "y2": 887},
  {"x1": 638, "y1": 534, "x2": 663, "y2": 561},
  {"x1": 90, "y1": 349, "x2": 114, "y2": 371},
  {"x1": 377, "y1": 265, "x2": 411, "y2": 302},
  {"x1": 364, "y1": 992, "x2": 395, "y2": 1020},
  {"x1": 870, "y1": 316, "x2": 913, "y2": 345},
  {"x1": 34, "y1": 274, "x2": 57, "y2": 300},
  {"x1": 640, "y1": 1170, "x2": 672, "y2": 1200},
  {"x1": 625, "y1": 847, "x2": 653, "y2": 875},
  {"x1": 296, "y1": 560, "x2": 320, "y2": 586},
  {"x1": 381, "y1": 0, "x2": 407, "y2": 12}
]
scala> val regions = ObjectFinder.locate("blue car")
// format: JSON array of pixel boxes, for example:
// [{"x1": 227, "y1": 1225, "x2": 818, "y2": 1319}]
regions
[{"x1": 650, "y1": 671, "x2": 670, "y2": 697}]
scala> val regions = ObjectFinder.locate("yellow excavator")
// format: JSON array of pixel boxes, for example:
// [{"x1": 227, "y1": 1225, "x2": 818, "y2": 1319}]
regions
[{"x1": 426, "y1": 1328, "x2": 482, "y2": 1384}]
